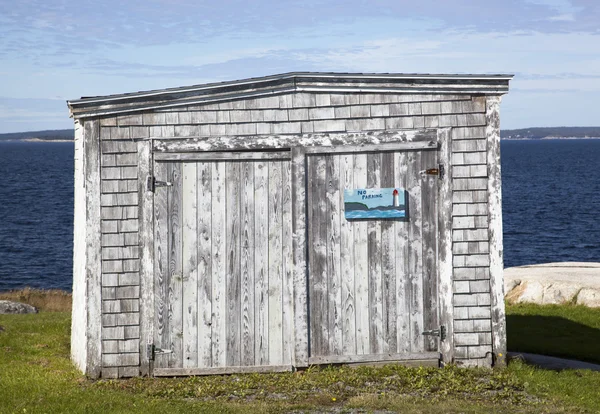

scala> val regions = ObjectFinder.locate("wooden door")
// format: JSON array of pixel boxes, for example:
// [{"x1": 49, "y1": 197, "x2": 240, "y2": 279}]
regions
[
  {"x1": 306, "y1": 146, "x2": 440, "y2": 365},
  {"x1": 151, "y1": 152, "x2": 294, "y2": 375}
]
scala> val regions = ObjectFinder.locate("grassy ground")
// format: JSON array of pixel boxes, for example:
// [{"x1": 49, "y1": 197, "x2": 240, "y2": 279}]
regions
[
  {"x1": 507, "y1": 303, "x2": 600, "y2": 364},
  {"x1": 0, "y1": 287, "x2": 72, "y2": 312},
  {"x1": 1, "y1": 293, "x2": 600, "y2": 413}
]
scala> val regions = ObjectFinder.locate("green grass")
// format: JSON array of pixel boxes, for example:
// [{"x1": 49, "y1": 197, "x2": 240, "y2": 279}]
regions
[
  {"x1": 1, "y1": 305, "x2": 600, "y2": 413},
  {"x1": 506, "y1": 303, "x2": 600, "y2": 364},
  {"x1": 509, "y1": 360, "x2": 600, "y2": 413}
]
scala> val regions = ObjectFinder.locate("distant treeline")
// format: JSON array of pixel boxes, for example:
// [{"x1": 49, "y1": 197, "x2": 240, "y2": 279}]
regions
[
  {"x1": 501, "y1": 127, "x2": 600, "y2": 139},
  {"x1": 0, "y1": 129, "x2": 74, "y2": 141},
  {"x1": 2, "y1": 126, "x2": 600, "y2": 142}
]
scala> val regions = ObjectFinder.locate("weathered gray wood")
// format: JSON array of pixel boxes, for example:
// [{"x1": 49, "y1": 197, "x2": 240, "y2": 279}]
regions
[
  {"x1": 309, "y1": 155, "x2": 328, "y2": 356},
  {"x1": 353, "y1": 153, "x2": 370, "y2": 355},
  {"x1": 421, "y1": 148, "x2": 438, "y2": 352},
  {"x1": 240, "y1": 161, "x2": 255, "y2": 366},
  {"x1": 407, "y1": 150, "x2": 424, "y2": 353},
  {"x1": 211, "y1": 162, "x2": 227, "y2": 367},
  {"x1": 154, "y1": 151, "x2": 291, "y2": 162},
  {"x1": 182, "y1": 162, "x2": 198, "y2": 368},
  {"x1": 254, "y1": 161, "x2": 269, "y2": 365},
  {"x1": 152, "y1": 130, "x2": 437, "y2": 153},
  {"x1": 281, "y1": 161, "x2": 294, "y2": 365},
  {"x1": 486, "y1": 96, "x2": 507, "y2": 367},
  {"x1": 339, "y1": 153, "x2": 356, "y2": 356},
  {"x1": 366, "y1": 153, "x2": 384, "y2": 354},
  {"x1": 153, "y1": 161, "x2": 169, "y2": 369},
  {"x1": 167, "y1": 162, "x2": 183, "y2": 368},
  {"x1": 72, "y1": 120, "x2": 87, "y2": 373},
  {"x1": 268, "y1": 160, "x2": 284, "y2": 365},
  {"x1": 437, "y1": 128, "x2": 455, "y2": 364},
  {"x1": 380, "y1": 152, "x2": 396, "y2": 353},
  {"x1": 154, "y1": 364, "x2": 293, "y2": 377},
  {"x1": 325, "y1": 155, "x2": 342, "y2": 356},
  {"x1": 394, "y1": 152, "x2": 410, "y2": 354},
  {"x1": 291, "y1": 147, "x2": 309, "y2": 367},
  {"x1": 308, "y1": 352, "x2": 440, "y2": 365},
  {"x1": 225, "y1": 162, "x2": 241, "y2": 367},
  {"x1": 197, "y1": 163, "x2": 213, "y2": 367},
  {"x1": 138, "y1": 140, "x2": 153, "y2": 376},
  {"x1": 84, "y1": 120, "x2": 102, "y2": 379},
  {"x1": 303, "y1": 140, "x2": 438, "y2": 154}
]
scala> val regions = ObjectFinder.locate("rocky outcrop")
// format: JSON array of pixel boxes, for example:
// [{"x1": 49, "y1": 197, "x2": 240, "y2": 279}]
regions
[
  {"x1": 0, "y1": 300, "x2": 38, "y2": 314},
  {"x1": 504, "y1": 262, "x2": 600, "y2": 307}
]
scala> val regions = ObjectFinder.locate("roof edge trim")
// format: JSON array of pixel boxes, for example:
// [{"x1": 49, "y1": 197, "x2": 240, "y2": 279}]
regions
[{"x1": 68, "y1": 72, "x2": 513, "y2": 119}]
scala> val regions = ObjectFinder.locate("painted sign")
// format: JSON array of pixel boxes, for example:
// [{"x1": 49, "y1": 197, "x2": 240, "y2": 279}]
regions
[{"x1": 343, "y1": 188, "x2": 408, "y2": 219}]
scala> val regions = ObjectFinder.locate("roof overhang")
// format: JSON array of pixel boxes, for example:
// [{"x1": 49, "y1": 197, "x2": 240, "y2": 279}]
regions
[{"x1": 67, "y1": 72, "x2": 513, "y2": 119}]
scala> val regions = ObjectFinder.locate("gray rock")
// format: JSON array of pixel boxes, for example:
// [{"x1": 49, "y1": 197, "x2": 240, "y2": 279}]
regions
[
  {"x1": 504, "y1": 262, "x2": 600, "y2": 307},
  {"x1": 0, "y1": 300, "x2": 38, "y2": 314}
]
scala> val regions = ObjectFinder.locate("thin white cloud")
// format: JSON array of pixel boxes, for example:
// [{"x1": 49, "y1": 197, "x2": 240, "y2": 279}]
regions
[
  {"x1": 548, "y1": 13, "x2": 576, "y2": 21},
  {"x1": 2, "y1": 0, "x2": 600, "y2": 131}
]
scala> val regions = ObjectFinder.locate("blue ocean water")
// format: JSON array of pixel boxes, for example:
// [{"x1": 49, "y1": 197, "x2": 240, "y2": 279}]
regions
[
  {"x1": 0, "y1": 139, "x2": 598, "y2": 291},
  {"x1": 345, "y1": 209, "x2": 407, "y2": 219},
  {"x1": 0, "y1": 142, "x2": 74, "y2": 291},
  {"x1": 501, "y1": 139, "x2": 600, "y2": 266}
]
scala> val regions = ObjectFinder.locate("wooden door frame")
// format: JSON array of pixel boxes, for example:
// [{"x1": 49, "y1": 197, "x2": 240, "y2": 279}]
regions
[
  {"x1": 138, "y1": 140, "x2": 154, "y2": 376},
  {"x1": 436, "y1": 128, "x2": 454, "y2": 365},
  {"x1": 139, "y1": 129, "x2": 453, "y2": 376}
]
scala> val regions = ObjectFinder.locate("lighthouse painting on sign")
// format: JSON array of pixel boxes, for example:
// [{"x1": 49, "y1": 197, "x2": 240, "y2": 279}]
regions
[{"x1": 343, "y1": 188, "x2": 408, "y2": 220}]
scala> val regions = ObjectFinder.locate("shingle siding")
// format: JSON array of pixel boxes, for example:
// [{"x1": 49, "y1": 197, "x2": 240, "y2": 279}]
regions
[{"x1": 96, "y1": 91, "x2": 495, "y2": 374}]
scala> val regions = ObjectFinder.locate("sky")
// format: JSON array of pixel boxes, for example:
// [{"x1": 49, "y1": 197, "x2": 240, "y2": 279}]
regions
[{"x1": 1, "y1": 0, "x2": 599, "y2": 133}]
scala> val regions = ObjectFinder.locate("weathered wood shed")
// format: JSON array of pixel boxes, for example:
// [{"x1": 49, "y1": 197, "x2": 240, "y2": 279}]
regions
[{"x1": 68, "y1": 72, "x2": 512, "y2": 378}]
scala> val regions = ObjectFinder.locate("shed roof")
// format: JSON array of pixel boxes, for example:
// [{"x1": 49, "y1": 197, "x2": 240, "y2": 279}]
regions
[{"x1": 67, "y1": 71, "x2": 513, "y2": 119}]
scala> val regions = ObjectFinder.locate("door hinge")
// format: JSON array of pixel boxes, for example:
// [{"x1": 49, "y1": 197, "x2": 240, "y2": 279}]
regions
[
  {"x1": 420, "y1": 164, "x2": 444, "y2": 179},
  {"x1": 422, "y1": 325, "x2": 446, "y2": 341},
  {"x1": 147, "y1": 176, "x2": 173, "y2": 192},
  {"x1": 146, "y1": 344, "x2": 173, "y2": 361}
]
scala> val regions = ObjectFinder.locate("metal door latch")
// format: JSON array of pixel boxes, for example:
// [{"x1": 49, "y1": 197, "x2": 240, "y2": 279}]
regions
[
  {"x1": 147, "y1": 176, "x2": 173, "y2": 192},
  {"x1": 147, "y1": 344, "x2": 173, "y2": 360},
  {"x1": 422, "y1": 325, "x2": 446, "y2": 341},
  {"x1": 419, "y1": 164, "x2": 444, "y2": 179}
]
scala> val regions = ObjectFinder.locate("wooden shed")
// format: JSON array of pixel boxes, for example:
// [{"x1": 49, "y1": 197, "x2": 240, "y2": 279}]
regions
[{"x1": 68, "y1": 72, "x2": 512, "y2": 378}]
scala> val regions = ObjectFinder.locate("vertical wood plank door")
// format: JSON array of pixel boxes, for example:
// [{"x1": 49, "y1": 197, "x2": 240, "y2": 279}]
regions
[
  {"x1": 152, "y1": 155, "x2": 294, "y2": 375},
  {"x1": 306, "y1": 147, "x2": 440, "y2": 365}
]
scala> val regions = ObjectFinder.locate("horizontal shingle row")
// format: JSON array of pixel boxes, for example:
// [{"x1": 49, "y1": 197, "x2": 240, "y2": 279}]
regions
[
  {"x1": 102, "y1": 272, "x2": 140, "y2": 287},
  {"x1": 91, "y1": 93, "x2": 477, "y2": 121},
  {"x1": 108, "y1": 100, "x2": 485, "y2": 127}
]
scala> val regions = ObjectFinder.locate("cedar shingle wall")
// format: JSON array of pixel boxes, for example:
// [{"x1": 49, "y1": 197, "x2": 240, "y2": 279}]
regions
[{"x1": 97, "y1": 91, "x2": 493, "y2": 377}]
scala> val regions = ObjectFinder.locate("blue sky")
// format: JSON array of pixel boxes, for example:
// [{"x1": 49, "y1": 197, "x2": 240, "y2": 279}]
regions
[{"x1": 1, "y1": 0, "x2": 599, "y2": 133}]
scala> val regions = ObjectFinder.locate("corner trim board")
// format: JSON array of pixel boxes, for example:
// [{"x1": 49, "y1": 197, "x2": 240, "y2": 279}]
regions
[
  {"x1": 437, "y1": 128, "x2": 455, "y2": 364},
  {"x1": 84, "y1": 119, "x2": 102, "y2": 378},
  {"x1": 486, "y1": 96, "x2": 507, "y2": 367},
  {"x1": 138, "y1": 140, "x2": 154, "y2": 376}
]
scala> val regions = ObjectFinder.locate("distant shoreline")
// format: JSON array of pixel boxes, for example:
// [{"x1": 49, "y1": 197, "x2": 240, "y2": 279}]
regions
[
  {"x1": 22, "y1": 138, "x2": 74, "y2": 143},
  {"x1": 2, "y1": 136, "x2": 600, "y2": 144},
  {"x1": 0, "y1": 139, "x2": 74, "y2": 143}
]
